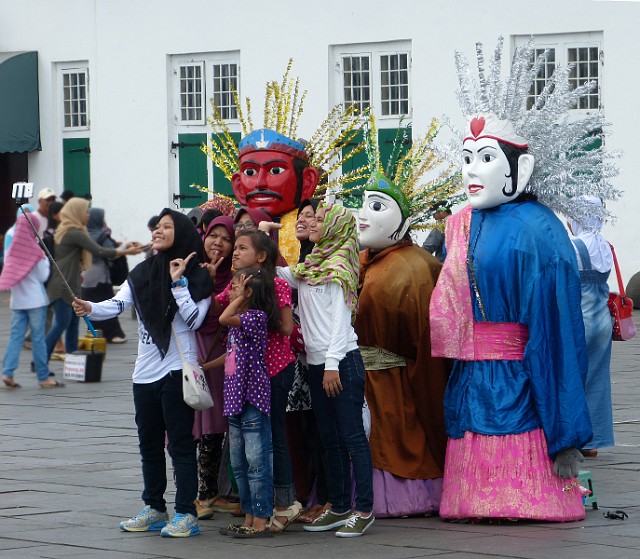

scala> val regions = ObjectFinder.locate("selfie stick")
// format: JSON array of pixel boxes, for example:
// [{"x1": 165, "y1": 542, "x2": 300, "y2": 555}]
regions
[{"x1": 17, "y1": 204, "x2": 99, "y2": 338}]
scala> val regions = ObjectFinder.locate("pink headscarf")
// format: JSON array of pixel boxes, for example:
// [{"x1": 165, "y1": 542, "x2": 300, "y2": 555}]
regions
[{"x1": 0, "y1": 211, "x2": 45, "y2": 291}]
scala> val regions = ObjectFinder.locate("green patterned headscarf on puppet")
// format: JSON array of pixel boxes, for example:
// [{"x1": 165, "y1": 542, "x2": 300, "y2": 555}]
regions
[{"x1": 291, "y1": 202, "x2": 359, "y2": 313}]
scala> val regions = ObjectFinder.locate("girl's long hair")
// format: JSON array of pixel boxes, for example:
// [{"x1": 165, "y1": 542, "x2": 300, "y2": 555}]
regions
[
  {"x1": 234, "y1": 230, "x2": 279, "y2": 277},
  {"x1": 236, "y1": 267, "x2": 280, "y2": 331}
]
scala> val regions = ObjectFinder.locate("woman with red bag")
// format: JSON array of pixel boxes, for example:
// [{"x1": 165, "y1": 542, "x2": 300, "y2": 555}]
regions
[{"x1": 568, "y1": 196, "x2": 614, "y2": 458}]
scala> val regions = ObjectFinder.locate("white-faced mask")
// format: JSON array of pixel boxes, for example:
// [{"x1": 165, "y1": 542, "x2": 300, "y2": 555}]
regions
[{"x1": 358, "y1": 191, "x2": 409, "y2": 250}]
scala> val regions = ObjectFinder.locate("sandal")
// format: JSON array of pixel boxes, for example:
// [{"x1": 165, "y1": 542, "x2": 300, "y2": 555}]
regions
[
  {"x1": 39, "y1": 379, "x2": 65, "y2": 388},
  {"x1": 270, "y1": 501, "x2": 303, "y2": 533},
  {"x1": 299, "y1": 503, "x2": 328, "y2": 524},
  {"x1": 209, "y1": 496, "x2": 240, "y2": 513},
  {"x1": 2, "y1": 377, "x2": 21, "y2": 389}
]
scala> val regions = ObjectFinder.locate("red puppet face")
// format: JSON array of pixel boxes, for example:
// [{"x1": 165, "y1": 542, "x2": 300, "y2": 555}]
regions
[{"x1": 232, "y1": 150, "x2": 318, "y2": 219}]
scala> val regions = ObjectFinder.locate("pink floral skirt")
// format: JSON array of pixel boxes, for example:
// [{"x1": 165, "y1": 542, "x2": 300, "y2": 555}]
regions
[{"x1": 440, "y1": 429, "x2": 585, "y2": 521}]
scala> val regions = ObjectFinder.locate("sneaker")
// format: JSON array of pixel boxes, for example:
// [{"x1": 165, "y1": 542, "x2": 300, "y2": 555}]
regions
[
  {"x1": 160, "y1": 513, "x2": 200, "y2": 538},
  {"x1": 119, "y1": 505, "x2": 169, "y2": 532},
  {"x1": 335, "y1": 513, "x2": 375, "y2": 538},
  {"x1": 303, "y1": 509, "x2": 351, "y2": 532}
]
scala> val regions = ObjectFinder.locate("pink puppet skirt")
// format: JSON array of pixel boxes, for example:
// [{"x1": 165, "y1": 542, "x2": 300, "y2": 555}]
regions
[{"x1": 439, "y1": 429, "x2": 585, "y2": 522}]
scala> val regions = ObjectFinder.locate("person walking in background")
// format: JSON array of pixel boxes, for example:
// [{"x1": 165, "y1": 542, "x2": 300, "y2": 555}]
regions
[
  {"x1": 219, "y1": 268, "x2": 276, "y2": 538},
  {"x1": 73, "y1": 209, "x2": 214, "y2": 537},
  {"x1": 45, "y1": 198, "x2": 140, "y2": 362},
  {"x1": 568, "y1": 196, "x2": 615, "y2": 458},
  {"x1": 0, "y1": 211, "x2": 59, "y2": 388},
  {"x1": 421, "y1": 202, "x2": 452, "y2": 263},
  {"x1": 81, "y1": 207, "x2": 136, "y2": 344}
]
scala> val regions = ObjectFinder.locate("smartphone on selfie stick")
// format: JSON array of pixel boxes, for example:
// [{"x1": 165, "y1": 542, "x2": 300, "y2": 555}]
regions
[{"x1": 12, "y1": 182, "x2": 99, "y2": 338}]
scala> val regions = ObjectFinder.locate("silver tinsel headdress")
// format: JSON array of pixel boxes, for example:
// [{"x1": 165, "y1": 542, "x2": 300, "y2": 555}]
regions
[{"x1": 455, "y1": 37, "x2": 620, "y2": 226}]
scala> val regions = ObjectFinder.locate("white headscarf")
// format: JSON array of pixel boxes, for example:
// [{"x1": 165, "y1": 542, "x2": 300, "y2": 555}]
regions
[{"x1": 567, "y1": 196, "x2": 613, "y2": 274}]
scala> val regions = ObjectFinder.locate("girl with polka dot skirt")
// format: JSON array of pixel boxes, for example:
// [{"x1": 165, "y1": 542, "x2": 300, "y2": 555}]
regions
[
  {"x1": 215, "y1": 230, "x2": 301, "y2": 532},
  {"x1": 219, "y1": 268, "x2": 279, "y2": 538}
]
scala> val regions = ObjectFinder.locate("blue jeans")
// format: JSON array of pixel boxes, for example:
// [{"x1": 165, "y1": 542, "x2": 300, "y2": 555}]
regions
[
  {"x1": 228, "y1": 404, "x2": 273, "y2": 519},
  {"x1": 271, "y1": 362, "x2": 296, "y2": 506},
  {"x1": 2, "y1": 306, "x2": 50, "y2": 382},
  {"x1": 308, "y1": 349, "x2": 373, "y2": 513},
  {"x1": 133, "y1": 371, "x2": 197, "y2": 515},
  {"x1": 45, "y1": 298, "x2": 80, "y2": 359}
]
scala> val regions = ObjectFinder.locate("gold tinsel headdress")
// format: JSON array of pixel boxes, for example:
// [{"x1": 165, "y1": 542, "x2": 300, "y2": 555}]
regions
[
  {"x1": 204, "y1": 59, "x2": 368, "y2": 197},
  {"x1": 337, "y1": 113, "x2": 463, "y2": 231}
]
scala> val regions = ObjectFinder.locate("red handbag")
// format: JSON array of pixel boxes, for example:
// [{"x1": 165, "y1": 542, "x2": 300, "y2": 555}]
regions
[{"x1": 607, "y1": 244, "x2": 637, "y2": 341}]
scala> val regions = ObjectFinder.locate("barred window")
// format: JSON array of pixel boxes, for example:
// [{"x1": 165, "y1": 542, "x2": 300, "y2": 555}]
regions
[
  {"x1": 568, "y1": 46, "x2": 600, "y2": 110},
  {"x1": 179, "y1": 63, "x2": 205, "y2": 124},
  {"x1": 380, "y1": 53, "x2": 409, "y2": 116},
  {"x1": 212, "y1": 63, "x2": 238, "y2": 120},
  {"x1": 527, "y1": 48, "x2": 556, "y2": 109},
  {"x1": 62, "y1": 69, "x2": 89, "y2": 129},
  {"x1": 342, "y1": 55, "x2": 371, "y2": 111}
]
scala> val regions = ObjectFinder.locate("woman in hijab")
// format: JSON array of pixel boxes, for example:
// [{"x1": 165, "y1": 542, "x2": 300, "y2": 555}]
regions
[
  {"x1": 193, "y1": 215, "x2": 238, "y2": 518},
  {"x1": 73, "y1": 209, "x2": 214, "y2": 537},
  {"x1": 45, "y1": 198, "x2": 140, "y2": 364},
  {"x1": 0, "y1": 211, "x2": 57, "y2": 388},
  {"x1": 274, "y1": 202, "x2": 375, "y2": 537},
  {"x1": 80, "y1": 208, "x2": 132, "y2": 343},
  {"x1": 568, "y1": 197, "x2": 615, "y2": 458}
]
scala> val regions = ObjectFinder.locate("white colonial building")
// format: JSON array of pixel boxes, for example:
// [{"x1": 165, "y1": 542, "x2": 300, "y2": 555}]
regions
[{"x1": 1, "y1": 0, "x2": 638, "y2": 283}]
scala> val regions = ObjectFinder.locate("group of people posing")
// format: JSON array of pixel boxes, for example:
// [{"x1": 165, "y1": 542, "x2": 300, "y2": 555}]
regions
[{"x1": 2, "y1": 37, "x2": 620, "y2": 541}]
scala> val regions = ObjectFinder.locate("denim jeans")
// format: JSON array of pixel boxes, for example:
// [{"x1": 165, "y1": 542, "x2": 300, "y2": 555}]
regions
[
  {"x1": 45, "y1": 298, "x2": 80, "y2": 359},
  {"x1": 270, "y1": 361, "x2": 296, "y2": 506},
  {"x1": 228, "y1": 404, "x2": 273, "y2": 519},
  {"x1": 133, "y1": 371, "x2": 197, "y2": 515},
  {"x1": 308, "y1": 349, "x2": 373, "y2": 513},
  {"x1": 2, "y1": 306, "x2": 50, "y2": 382}
]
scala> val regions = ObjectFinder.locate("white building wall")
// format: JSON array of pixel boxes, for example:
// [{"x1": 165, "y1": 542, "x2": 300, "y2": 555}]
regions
[{"x1": 1, "y1": 0, "x2": 638, "y2": 282}]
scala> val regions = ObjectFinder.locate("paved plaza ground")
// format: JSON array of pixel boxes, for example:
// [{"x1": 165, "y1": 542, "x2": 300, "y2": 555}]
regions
[{"x1": 0, "y1": 296, "x2": 638, "y2": 559}]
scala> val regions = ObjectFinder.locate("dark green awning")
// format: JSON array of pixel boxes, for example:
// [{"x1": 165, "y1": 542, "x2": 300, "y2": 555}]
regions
[{"x1": 0, "y1": 51, "x2": 41, "y2": 153}]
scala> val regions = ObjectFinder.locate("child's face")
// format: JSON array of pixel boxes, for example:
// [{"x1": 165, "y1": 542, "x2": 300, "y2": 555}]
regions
[
  {"x1": 232, "y1": 236, "x2": 265, "y2": 270},
  {"x1": 228, "y1": 278, "x2": 245, "y2": 303}
]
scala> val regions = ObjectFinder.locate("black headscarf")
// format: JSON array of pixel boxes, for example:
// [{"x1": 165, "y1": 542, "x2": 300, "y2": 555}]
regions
[
  {"x1": 297, "y1": 198, "x2": 321, "y2": 263},
  {"x1": 128, "y1": 208, "x2": 214, "y2": 357}
]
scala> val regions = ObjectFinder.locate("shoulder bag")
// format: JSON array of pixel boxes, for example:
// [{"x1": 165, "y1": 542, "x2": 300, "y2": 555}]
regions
[
  {"x1": 607, "y1": 243, "x2": 637, "y2": 341},
  {"x1": 171, "y1": 325, "x2": 214, "y2": 410}
]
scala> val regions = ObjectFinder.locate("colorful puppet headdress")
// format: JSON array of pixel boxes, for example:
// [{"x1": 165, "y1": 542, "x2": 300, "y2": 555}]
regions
[
  {"x1": 455, "y1": 36, "x2": 620, "y2": 227},
  {"x1": 338, "y1": 113, "x2": 463, "y2": 230},
  {"x1": 204, "y1": 59, "x2": 368, "y2": 198}
]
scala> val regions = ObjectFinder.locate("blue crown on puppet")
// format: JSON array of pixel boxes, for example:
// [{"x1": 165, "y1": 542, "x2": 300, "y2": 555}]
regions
[{"x1": 238, "y1": 128, "x2": 308, "y2": 160}]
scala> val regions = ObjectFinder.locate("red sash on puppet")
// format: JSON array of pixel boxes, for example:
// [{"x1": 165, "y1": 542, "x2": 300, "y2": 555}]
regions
[{"x1": 430, "y1": 205, "x2": 529, "y2": 360}]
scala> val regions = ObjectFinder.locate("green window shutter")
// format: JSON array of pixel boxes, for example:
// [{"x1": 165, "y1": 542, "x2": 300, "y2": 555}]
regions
[
  {"x1": 211, "y1": 132, "x2": 240, "y2": 198},
  {"x1": 341, "y1": 130, "x2": 365, "y2": 209},
  {"x1": 63, "y1": 137, "x2": 91, "y2": 197},
  {"x1": 340, "y1": 127, "x2": 412, "y2": 208},
  {"x1": 378, "y1": 127, "x2": 412, "y2": 176},
  {"x1": 178, "y1": 133, "x2": 208, "y2": 208}
]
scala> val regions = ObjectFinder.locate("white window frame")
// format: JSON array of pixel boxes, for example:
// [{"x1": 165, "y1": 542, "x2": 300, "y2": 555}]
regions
[
  {"x1": 61, "y1": 67, "x2": 90, "y2": 131},
  {"x1": 514, "y1": 32, "x2": 604, "y2": 116},
  {"x1": 330, "y1": 40, "x2": 412, "y2": 126},
  {"x1": 178, "y1": 61, "x2": 206, "y2": 125},
  {"x1": 211, "y1": 61, "x2": 239, "y2": 121},
  {"x1": 169, "y1": 51, "x2": 241, "y2": 196}
]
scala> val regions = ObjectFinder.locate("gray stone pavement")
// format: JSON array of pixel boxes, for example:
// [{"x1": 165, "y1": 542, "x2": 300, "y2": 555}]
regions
[{"x1": 0, "y1": 295, "x2": 638, "y2": 559}]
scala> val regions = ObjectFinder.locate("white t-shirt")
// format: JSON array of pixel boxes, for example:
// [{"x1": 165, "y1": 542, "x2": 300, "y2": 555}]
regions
[
  {"x1": 277, "y1": 266, "x2": 358, "y2": 371},
  {"x1": 9, "y1": 257, "x2": 50, "y2": 310},
  {"x1": 88, "y1": 281, "x2": 210, "y2": 383}
]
